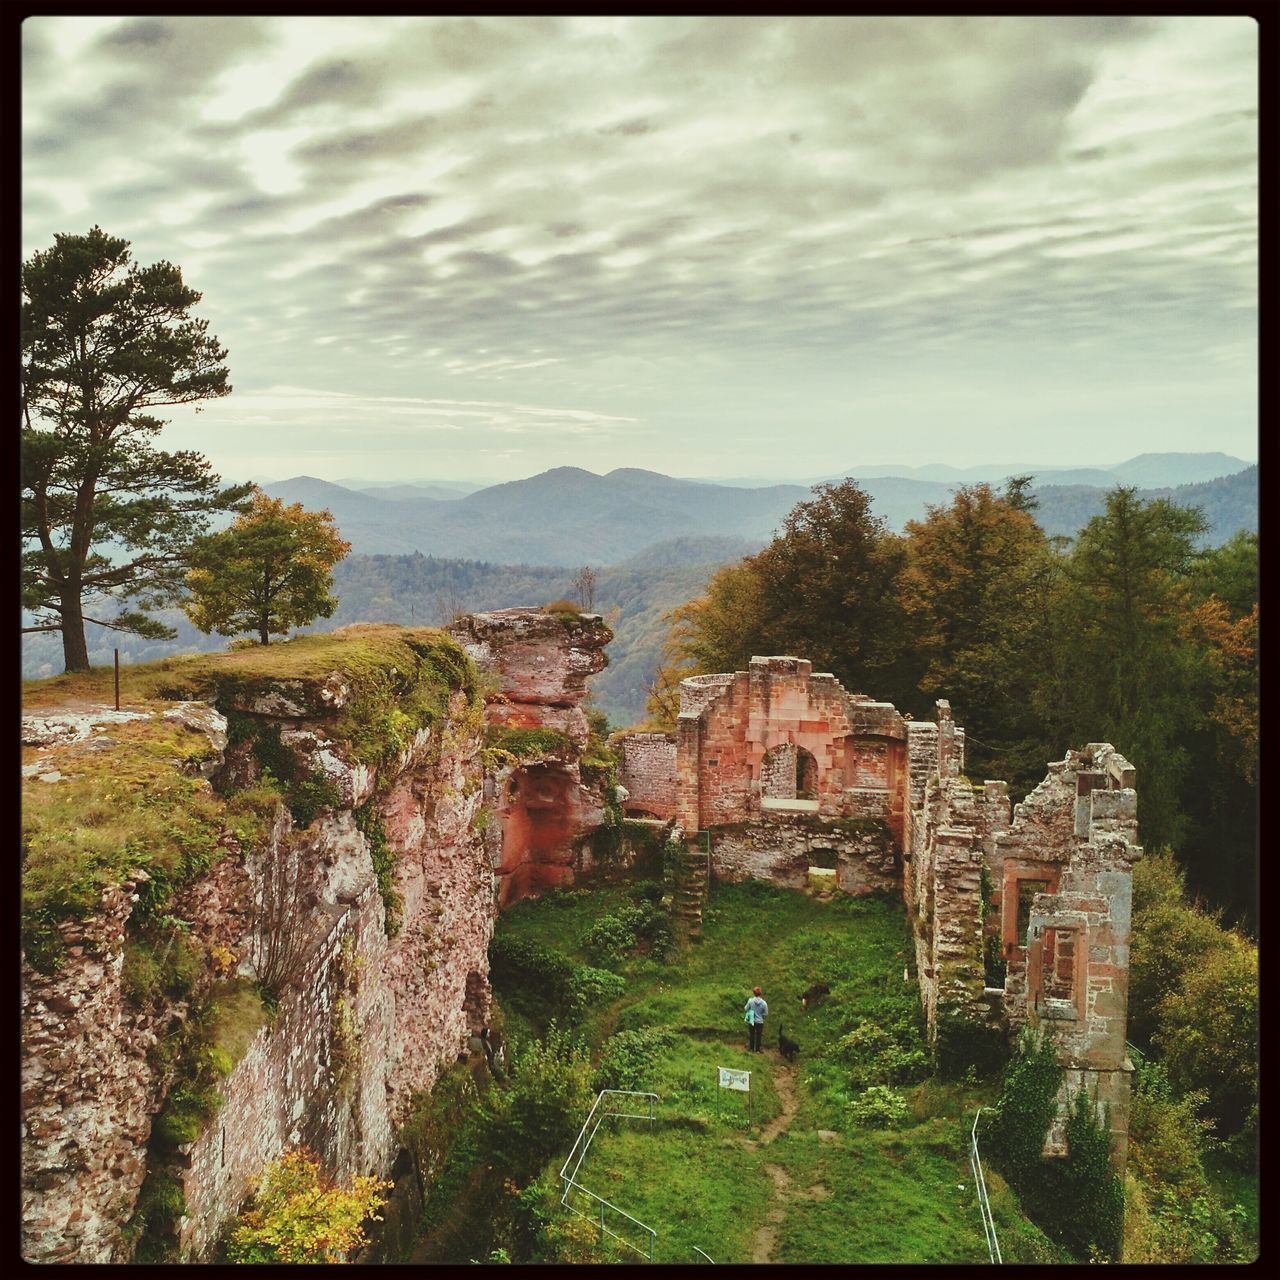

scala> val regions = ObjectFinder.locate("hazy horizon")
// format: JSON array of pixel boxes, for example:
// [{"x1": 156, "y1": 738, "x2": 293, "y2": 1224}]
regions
[{"x1": 23, "y1": 16, "x2": 1257, "y2": 485}]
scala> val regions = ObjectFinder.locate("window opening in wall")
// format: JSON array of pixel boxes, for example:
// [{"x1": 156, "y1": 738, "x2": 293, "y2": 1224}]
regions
[
  {"x1": 220, "y1": 1123, "x2": 226, "y2": 1169},
  {"x1": 809, "y1": 847, "x2": 838, "y2": 870},
  {"x1": 1042, "y1": 927, "x2": 1077, "y2": 1003},
  {"x1": 1016, "y1": 879, "x2": 1050, "y2": 945},
  {"x1": 796, "y1": 747, "x2": 818, "y2": 799}
]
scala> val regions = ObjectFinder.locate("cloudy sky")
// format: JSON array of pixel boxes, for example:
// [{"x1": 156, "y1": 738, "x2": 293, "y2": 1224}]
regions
[{"x1": 22, "y1": 15, "x2": 1257, "y2": 485}]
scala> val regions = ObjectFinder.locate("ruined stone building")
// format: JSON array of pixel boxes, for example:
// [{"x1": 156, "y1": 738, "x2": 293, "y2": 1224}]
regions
[
  {"x1": 617, "y1": 655, "x2": 1141, "y2": 1166},
  {"x1": 21, "y1": 621, "x2": 1139, "y2": 1263}
]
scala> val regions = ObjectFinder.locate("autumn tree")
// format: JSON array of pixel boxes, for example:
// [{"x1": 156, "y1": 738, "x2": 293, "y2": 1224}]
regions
[
  {"x1": 184, "y1": 494, "x2": 351, "y2": 645},
  {"x1": 21, "y1": 227, "x2": 250, "y2": 671},
  {"x1": 226, "y1": 1148, "x2": 390, "y2": 1264},
  {"x1": 898, "y1": 482, "x2": 1051, "y2": 789}
]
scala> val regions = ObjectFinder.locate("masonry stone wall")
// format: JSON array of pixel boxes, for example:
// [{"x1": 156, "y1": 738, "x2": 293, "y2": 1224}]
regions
[
  {"x1": 674, "y1": 657, "x2": 909, "y2": 836},
  {"x1": 661, "y1": 658, "x2": 1139, "y2": 1169},
  {"x1": 616, "y1": 732, "x2": 677, "y2": 820},
  {"x1": 706, "y1": 814, "x2": 898, "y2": 894}
]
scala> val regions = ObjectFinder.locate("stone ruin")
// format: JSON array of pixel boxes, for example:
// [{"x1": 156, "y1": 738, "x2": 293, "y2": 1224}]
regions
[
  {"x1": 616, "y1": 655, "x2": 1141, "y2": 1167},
  {"x1": 21, "y1": 623, "x2": 1140, "y2": 1263}
]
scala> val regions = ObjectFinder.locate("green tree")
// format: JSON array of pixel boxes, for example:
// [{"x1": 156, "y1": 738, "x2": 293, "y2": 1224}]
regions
[
  {"x1": 1042, "y1": 488, "x2": 1207, "y2": 851},
  {"x1": 1153, "y1": 935, "x2": 1257, "y2": 1137},
  {"x1": 184, "y1": 494, "x2": 351, "y2": 645},
  {"x1": 21, "y1": 226, "x2": 248, "y2": 671},
  {"x1": 661, "y1": 481, "x2": 915, "y2": 706},
  {"x1": 898, "y1": 483, "x2": 1051, "y2": 789},
  {"x1": 477, "y1": 1025, "x2": 593, "y2": 1183},
  {"x1": 226, "y1": 1148, "x2": 390, "y2": 1263}
]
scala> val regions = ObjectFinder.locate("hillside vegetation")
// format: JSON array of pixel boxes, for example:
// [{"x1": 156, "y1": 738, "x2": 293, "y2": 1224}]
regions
[{"x1": 408, "y1": 880, "x2": 1066, "y2": 1266}]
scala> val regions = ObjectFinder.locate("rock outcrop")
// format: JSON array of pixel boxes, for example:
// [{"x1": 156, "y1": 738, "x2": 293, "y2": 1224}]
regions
[
  {"x1": 20, "y1": 627, "x2": 498, "y2": 1263},
  {"x1": 449, "y1": 608, "x2": 614, "y2": 907}
]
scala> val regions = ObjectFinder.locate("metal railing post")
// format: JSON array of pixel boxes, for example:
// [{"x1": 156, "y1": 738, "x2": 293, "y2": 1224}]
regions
[{"x1": 969, "y1": 1107, "x2": 1002, "y2": 1265}]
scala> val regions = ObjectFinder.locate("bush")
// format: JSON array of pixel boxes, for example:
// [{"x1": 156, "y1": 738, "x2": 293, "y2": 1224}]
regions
[
  {"x1": 933, "y1": 1012, "x2": 1009, "y2": 1081},
  {"x1": 567, "y1": 965, "x2": 626, "y2": 1014},
  {"x1": 987, "y1": 1032, "x2": 1126, "y2": 1260},
  {"x1": 226, "y1": 1147, "x2": 391, "y2": 1263},
  {"x1": 584, "y1": 902, "x2": 671, "y2": 965},
  {"x1": 847, "y1": 1085, "x2": 909, "y2": 1129},
  {"x1": 1128, "y1": 849, "x2": 1233, "y2": 1046},
  {"x1": 987, "y1": 1028, "x2": 1064, "y2": 1184},
  {"x1": 835, "y1": 1020, "x2": 929, "y2": 1089},
  {"x1": 153, "y1": 1082, "x2": 223, "y2": 1149},
  {"x1": 478, "y1": 1026, "x2": 593, "y2": 1182},
  {"x1": 1153, "y1": 934, "x2": 1257, "y2": 1137},
  {"x1": 593, "y1": 1027, "x2": 675, "y2": 1091},
  {"x1": 1057, "y1": 1087, "x2": 1124, "y2": 1261}
]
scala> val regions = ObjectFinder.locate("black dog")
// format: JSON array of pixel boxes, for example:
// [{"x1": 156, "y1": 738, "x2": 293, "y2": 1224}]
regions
[
  {"x1": 778, "y1": 1026, "x2": 800, "y2": 1063},
  {"x1": 800, "y1": 982, "x2": 831, "y2": 1009}
]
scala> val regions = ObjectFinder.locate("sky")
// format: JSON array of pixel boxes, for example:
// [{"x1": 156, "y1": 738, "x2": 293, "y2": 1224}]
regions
[{"x1": 22, "y1": 15, "x2": 1257, "y2": 486}]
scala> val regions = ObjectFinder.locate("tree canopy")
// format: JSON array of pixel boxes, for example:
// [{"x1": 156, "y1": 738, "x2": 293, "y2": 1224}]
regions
[
  {"x1": 21, "y1": 226, "x2": 249, "y2": 671},
  {"x1": 184, "y1": 494, "x2": 351, "y2": 645}
]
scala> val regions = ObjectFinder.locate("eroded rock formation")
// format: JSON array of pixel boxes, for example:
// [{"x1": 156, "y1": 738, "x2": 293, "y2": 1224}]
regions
[
  {"x1": 21, "y1": 614, "x2": 619, "y2": 1264},
  {"x1": 449, "y1": 608, "x2": 613, "y2": 907}
]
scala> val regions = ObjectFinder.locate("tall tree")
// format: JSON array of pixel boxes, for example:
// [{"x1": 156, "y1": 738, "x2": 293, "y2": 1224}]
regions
[
  {"x1": 1045, "y1": 488, "x2": 1208, "y2": 852},
  {"x1": 898, "y1": 483, "x2": 1051, "y2": 790},
  {"x1": 184, "y1": 495, "x2": 351, "y2": 645},
  {"x1": 749, "y1": 480, "x2": 915, "y2": 702},
  {"x1": 21, "y1": 226, "x2": 249, "y2": 671}
]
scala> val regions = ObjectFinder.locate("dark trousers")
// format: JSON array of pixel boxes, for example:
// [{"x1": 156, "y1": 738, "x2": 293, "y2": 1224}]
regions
[{"x1": 748, "y1": 1021, "x2": 763, "y2": 1052}]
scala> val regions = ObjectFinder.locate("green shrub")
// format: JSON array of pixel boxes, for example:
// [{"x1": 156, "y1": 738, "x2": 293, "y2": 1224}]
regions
[
  {"x1": 847, "y1": 1085, "x2": 909, "y2": 1128},
  {"x1": 987, "y1": 1028, "x2": 1063, "y2": 1183},
  {"x1": 836, "y1": 1020, "x2": 929, "y2": 1089},
  {"x1": 1057, "y1": 1087, "x2": 1124, "y2": 1261},
  {"x1": 933, "y1": 1012, "x2": 1009, "y2": 1081},
  {"x1": 153, "y1": 1082, "x2": 223, "y2": 1149},
  {"x1": 478, "y1": 1025, "x2": 593, "y2": 1182},
  {"x1": 585, "y1": 902, "x2": 671, "y2": 964},
  {"x1": 567, "y1": 965, "x2": 626, "y2": 1013},
  {"x1": 593, "y1": 1027, "x2": 676, "y2": 1091},
  {"x1": 1153, "y1": 934, "x2": 1257, "y2": 1137},
  {"x1": 126, "y1": 1170, "x2": 187, "y2": 1262}
]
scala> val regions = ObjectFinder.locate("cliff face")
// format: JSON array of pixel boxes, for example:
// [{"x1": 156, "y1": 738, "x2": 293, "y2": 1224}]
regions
[{"x1": 20, "y1": 627, "x2": 501, "y2": 1263}]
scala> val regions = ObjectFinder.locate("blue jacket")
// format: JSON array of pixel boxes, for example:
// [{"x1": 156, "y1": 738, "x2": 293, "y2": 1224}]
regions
[{"x1": 745, "y1": 996, "x2": 768, "y2": 1025}]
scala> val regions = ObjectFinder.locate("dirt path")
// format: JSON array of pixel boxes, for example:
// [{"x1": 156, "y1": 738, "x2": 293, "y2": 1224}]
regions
[{"x1": 747, "y1": 1055, "x2": 802, "y2": 1263}]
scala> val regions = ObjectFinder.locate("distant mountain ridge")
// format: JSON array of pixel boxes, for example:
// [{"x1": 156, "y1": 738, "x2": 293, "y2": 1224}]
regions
[{"x1": 263, "y1": 456, "x2": 1256, "y2": 565}]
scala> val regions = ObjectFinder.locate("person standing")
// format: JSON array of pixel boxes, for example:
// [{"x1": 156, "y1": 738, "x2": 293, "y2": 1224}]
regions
[{"x1": 744, "y1": 986, "x2": 768, "y2": 1052}]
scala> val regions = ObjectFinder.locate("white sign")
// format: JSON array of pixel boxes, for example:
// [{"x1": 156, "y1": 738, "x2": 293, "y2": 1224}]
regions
[{"x1": 718, "y1": 1067, "x2": 751, "y2": 1093}]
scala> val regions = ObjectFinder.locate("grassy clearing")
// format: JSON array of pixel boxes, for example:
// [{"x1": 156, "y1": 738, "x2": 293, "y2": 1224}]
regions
[
  {"x1": 22, "y1": 626, "x2": 481, "y2": 971},
  {"x1": 473, "y1": 880, "x2": 1066, "y2": 1265}
]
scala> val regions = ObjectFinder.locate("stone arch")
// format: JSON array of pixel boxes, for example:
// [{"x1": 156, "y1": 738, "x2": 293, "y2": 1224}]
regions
[{"x1": 761, "y1": 743, "x2": 818, "y2": 801}]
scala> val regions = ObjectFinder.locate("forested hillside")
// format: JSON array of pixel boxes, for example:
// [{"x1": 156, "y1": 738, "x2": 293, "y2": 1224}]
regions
[{"x1": 646, "y1": 479, "x2": 1257, "y2": 931}]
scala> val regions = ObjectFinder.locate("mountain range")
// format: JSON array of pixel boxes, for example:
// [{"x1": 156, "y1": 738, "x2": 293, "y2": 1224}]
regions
[{"x1": 263, "y1": 454, "x2": 1256, "y2": 566}]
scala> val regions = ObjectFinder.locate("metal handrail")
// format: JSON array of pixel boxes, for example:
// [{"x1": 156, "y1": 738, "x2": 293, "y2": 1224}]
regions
[
  {"x1": 560, "y1": 1090, "x2": 660, "y2": 1262},
  {"x1": 692, "y1": 1246, "x2": 715, "y2": 1263},
  {"x1": 969, "y1": 1107, "x2": 1002, "y2": 1265}
]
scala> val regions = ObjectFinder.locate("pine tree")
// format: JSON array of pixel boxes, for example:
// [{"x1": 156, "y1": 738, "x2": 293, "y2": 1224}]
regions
[{"x1": 21, "y1": 227, "x2": 249, "y2": 671}]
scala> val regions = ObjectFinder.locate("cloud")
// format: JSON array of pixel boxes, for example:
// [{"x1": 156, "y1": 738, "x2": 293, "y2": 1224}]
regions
[{"x1": 21, "y1": 16, "x2": 1257, "y2": 478}]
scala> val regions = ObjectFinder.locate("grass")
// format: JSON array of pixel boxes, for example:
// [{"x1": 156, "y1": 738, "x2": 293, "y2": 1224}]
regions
[
  {"x1": 21, "y1": 714, "x2": 274, "y2": 971},
  {"x1": 22, "y1": 625, "x2": 481, "y2": 970},
  {"x1": 475, "y1": 880, "x2": 1067, "y2": 1265}
]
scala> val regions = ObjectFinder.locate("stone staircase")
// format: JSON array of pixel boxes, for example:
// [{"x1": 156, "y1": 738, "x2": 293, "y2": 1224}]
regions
[{"x1": 672, "y1": 841, "x2": 711, "y2": 942}]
